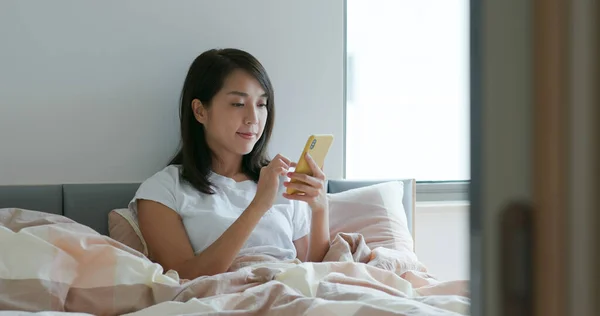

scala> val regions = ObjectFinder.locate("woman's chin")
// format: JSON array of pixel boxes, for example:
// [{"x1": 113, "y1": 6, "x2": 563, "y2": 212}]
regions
[
  {"x1": 230, "y1": 137, "x2": 260, "y2": 156},
  {"x1": 237, "y1": 145, "x2": 255, "y2": 156}
]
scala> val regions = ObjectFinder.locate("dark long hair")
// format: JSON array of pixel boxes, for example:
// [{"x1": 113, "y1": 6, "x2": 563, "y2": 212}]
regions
[{"x1": 170, "y1": 48, "x2": 275, "y2": 194}]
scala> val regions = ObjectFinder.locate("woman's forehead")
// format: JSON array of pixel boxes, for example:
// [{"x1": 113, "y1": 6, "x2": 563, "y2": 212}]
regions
[{"x1": 221, "y1": 70, "x2": 266, "y2": 97}]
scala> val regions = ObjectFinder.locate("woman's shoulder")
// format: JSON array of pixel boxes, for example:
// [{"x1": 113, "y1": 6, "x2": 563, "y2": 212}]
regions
[
  {"x1": 146, "y1": 164, "x2": 181, "y2": 182},
  {"x1": 138, "y1": 165, "x2": 182, "y2": 187},
  {"x1": 131, "y1": 165, "x2": 184, "y2": 208}
]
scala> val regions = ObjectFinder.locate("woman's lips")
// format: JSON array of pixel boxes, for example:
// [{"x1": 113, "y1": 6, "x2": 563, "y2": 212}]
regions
[{"x1": 236, "y1": 132, "x2": 255, "y2": 140}]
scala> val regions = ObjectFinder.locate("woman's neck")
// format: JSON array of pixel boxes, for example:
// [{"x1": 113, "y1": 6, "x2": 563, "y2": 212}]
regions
[{"x1": 211, "y1": 153, "x2": 246, "y2": 180}]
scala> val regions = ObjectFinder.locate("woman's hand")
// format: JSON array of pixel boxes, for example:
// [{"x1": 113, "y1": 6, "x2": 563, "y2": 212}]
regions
[
  {"x1": 283, "y1": 153, "x2": 328, "y2": 213},
  {"x1": 253, "y1": 154, "x2": 293, "y2": 210}
]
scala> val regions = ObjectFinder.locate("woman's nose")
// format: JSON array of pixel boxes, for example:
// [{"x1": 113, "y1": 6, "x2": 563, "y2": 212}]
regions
[{"x1": 245, "y1": 105, "x2": 259, "y2": 125}]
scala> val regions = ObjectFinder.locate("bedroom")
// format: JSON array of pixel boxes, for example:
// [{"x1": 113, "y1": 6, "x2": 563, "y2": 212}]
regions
[{"x1": 1, "y1": 1, "x2": 598, "y2": 316}]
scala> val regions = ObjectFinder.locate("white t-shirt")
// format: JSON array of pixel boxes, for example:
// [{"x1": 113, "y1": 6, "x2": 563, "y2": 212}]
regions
[{"x1": 128, "y1": 165, "x2": 311, "y2": 261}]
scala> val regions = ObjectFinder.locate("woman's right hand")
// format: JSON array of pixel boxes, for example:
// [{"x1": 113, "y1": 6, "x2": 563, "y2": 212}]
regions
[{"x1": 252, "y1": 154, "x2": 293, "y2": 210}]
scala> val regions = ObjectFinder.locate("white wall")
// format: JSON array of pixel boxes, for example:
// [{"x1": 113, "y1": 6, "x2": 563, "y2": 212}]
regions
[
  {"x1": 0, "y1": 0, "x2": 344, "y2": 185},
  {"x1": 415, "y1": 202, "x2": 470, "y2": 281}
]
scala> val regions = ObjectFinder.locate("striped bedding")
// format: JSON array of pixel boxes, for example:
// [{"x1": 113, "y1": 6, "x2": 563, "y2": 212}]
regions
[{"x1": 0, "y1": 208, "x2": 469, "y2": 315}]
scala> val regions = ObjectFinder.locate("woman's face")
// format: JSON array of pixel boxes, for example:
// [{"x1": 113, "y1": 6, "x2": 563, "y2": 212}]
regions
[{"x1": 193, "y1": 69, "x2": 269, "y2": 157}]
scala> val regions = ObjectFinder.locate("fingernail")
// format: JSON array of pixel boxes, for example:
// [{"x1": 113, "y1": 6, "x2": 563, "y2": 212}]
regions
[{"x1": 287, "y1": 172, "x2": 293, "y2": 177}]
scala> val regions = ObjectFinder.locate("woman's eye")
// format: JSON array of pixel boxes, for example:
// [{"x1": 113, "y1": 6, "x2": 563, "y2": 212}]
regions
[
  {"x1": 232, "y1": 103, "x2": 244, "y2": 107},
  {"x1": 258, "y1": 103, "x2": 267, "y2": 108}
]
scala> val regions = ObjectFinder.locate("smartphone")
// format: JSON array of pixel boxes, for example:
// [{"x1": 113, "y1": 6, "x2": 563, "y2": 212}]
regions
[{"x1": 286, "y1": 134, "x2": 334, "y2": 195}]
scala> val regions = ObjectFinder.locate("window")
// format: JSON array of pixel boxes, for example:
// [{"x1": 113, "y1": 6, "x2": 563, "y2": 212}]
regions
[{"x1": 345, "y1": 0, "x2": 470, "y2": 200}]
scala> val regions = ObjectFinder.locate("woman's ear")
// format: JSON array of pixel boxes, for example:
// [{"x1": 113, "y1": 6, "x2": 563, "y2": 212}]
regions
[{"x1": 191, "y1": 99, "x2": 208, "y2": 124}]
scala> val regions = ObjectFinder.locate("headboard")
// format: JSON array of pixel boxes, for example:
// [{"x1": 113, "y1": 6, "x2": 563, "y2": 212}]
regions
[{"x1": 0, "y1": 179, "x2": 415, "y2": 236}]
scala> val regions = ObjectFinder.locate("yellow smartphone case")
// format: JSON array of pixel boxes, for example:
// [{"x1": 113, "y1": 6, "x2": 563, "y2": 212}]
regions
[{"x1": 286, "y1": 134, "x2": 334, "y2": 195}]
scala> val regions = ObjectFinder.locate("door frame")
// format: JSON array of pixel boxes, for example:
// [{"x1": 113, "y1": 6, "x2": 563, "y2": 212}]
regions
[
  {"x1": 471, "y1": 0, "x2": 599, "y2": 315},
  {"x1": 532, "y1": 0, "x2": 569, "y2": 314},
  {"x1": 565, "y1": 0, "x2": 600, "y2": 315}
]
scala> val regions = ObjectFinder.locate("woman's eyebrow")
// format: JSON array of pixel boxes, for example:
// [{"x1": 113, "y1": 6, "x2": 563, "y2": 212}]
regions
[{"x1": 226, "y1": 91, "x2": 268, "y2": 97}]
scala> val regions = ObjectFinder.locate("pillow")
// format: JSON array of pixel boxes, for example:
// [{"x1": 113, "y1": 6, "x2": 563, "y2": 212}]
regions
[
  {"x1": 327, "y1": 181, "x2": 415, "y2": 253},
  {"x1": 108, "y1": 208, "x2": 148, "y2": 257}
]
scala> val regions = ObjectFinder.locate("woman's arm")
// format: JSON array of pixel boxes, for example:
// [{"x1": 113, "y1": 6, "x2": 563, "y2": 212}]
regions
[
  {"x1": 285, "y1": 153, "x2": 331, "y2": 262},
  {"x1": 292, "y1": 207, "x2": 330, "y2": 262},
  {"x1": 306, "y1": 207, "x2": 330, "y2": 261},
  {"x1": 137, "y1": 199, "x2": 268, "y2": 279}
]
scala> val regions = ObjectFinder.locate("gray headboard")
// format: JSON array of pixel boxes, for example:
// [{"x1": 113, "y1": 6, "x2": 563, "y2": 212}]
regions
[{"x1": 0, "y1": 179, "x2": 415, "y2": 236}]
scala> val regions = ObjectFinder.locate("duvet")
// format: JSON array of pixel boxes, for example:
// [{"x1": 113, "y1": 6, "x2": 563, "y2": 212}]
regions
[{"x1": 0, "y1": 208, "x2": 469, "y2": 315}]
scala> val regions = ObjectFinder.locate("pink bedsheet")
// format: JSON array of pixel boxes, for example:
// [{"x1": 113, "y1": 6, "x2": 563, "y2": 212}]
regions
[{"x1": 0, "y1": 208, "x2": 469, "y2": 315}]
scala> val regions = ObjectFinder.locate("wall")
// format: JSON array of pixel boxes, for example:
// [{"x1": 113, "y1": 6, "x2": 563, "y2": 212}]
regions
[
  {"x1": 0, "y1": 0, "x2": 345, "y2": 185},
  {"x1": 415, "y1": 202, "x2": 470, "y2": 281}
]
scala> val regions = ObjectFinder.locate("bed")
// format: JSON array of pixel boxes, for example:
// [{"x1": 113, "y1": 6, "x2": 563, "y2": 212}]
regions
[{"x1": 0, "y1": 179, "x2": 469, "y2": 315}]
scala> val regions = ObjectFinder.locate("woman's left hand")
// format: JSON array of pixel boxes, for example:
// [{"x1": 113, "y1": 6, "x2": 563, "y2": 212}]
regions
[{"x1": 283, "y1": 153, "x2": 328, "y2": 213}]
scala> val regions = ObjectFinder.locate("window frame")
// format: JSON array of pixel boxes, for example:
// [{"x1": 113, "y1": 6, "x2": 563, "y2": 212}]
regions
[{"x1": 416, "y1": 181, "x2": 470, "y2": 202}]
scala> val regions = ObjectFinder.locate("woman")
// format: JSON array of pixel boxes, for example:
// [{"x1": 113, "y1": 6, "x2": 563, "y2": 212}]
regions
[{"x1": 130, "y1": 48, "x2": 330, "y2": 280}]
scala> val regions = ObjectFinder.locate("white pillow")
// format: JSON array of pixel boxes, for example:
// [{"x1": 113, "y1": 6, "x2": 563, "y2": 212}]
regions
[{"x1": 327, "y1": 181, "x2": 415, "y2": 253}]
